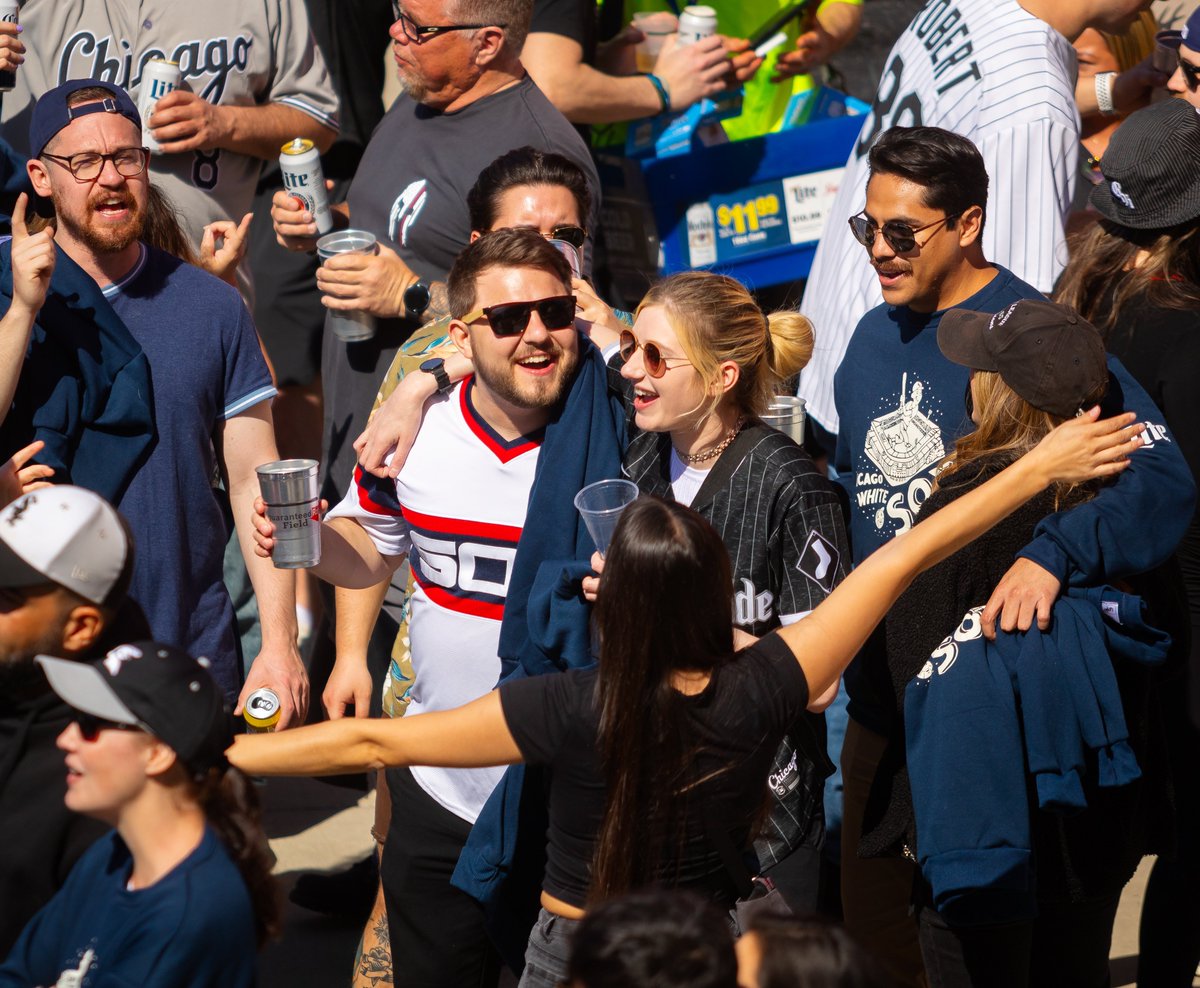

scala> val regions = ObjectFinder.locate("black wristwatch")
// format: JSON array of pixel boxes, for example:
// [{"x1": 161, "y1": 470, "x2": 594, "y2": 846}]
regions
[
  {"x1": 404, "y1": 280, "x2": 432, "y2": 318},
  {"x1": 420, "y1": 357, "x2": 453, "y2": 395}
]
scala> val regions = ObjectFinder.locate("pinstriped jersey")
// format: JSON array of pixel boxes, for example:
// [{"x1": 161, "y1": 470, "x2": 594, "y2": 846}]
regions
[
  {"x1": 799, "y1": 0, "x2": 1079, "y2": 433},
  {"x1": 623, "y1": 423, "x2": 851, "y2": 865},
  {"x1": 326, "y1": 377, "x2": 540, "y2": 824}
]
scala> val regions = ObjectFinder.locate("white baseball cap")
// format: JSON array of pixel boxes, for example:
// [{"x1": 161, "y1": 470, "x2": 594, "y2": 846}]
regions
[{"x1": 0, "y1": 486, "x2": 131, "y2": 605}]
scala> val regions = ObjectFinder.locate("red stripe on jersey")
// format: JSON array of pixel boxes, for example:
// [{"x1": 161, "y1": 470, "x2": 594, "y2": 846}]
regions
[
  {"x1": 400, "y1": 505, "x2": 524, "y2": 544},
  {"x1": 355, "y1": 465, "x2": 404, "y2": 517},
  {"x1": 460, "y1": 377, "x2": 542, "y2": 464},
  {"x1": 415, "y1": 575, "x2": 505, "y2": 621}
]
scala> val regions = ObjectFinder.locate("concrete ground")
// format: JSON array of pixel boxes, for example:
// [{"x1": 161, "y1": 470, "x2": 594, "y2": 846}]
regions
[{"x1": 256, "y1": 776, "x2": 1197, "y2": 987}]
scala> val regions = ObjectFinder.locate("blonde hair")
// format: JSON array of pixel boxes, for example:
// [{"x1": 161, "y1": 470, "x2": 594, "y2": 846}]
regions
[
  {"x1": 635, "y1": 271, "x2": 814, "y2": 419},
  {"x1": 937, "y1": 370, "x2": 1104, "y2": 506}
]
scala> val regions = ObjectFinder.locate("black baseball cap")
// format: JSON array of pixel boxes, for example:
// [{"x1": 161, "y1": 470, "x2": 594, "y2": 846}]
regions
[
  {"x1": 30, "y1": 78, "x2": 142, "y2": 158},
  {"x1": 36, "y1": 641, "x2": 233, "y2": 776},
  {"x1": 1090, "y1": 97, "x2": 1200, "y2": 230},
  {"x1": 938, "y1": 300, "x2": 1108, "y2": 418}
]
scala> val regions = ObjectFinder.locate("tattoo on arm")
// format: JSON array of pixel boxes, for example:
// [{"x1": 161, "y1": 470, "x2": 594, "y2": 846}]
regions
[
  {"x1": 425, "y1": 281, "x2": 450, "y2": 322},
  {"x1": 354, "y1": 913, "x2": 393, "y2": 985}
]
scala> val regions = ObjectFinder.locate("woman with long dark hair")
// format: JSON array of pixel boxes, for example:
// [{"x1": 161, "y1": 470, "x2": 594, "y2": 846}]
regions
[
  {"x1": 232, "y1": 407, "x2": 1140, "y2": 985},
  {"x1": 0, "y1": 642, "x2": 279, "y2": 986},
  {"x1": 1055, "y1": 95, "x2": 1200, "y2": 988}
]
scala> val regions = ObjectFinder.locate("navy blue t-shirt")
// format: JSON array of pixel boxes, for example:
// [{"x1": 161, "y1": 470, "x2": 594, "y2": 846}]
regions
[
  {"x1": 0, "y1": 827, "x2": 257, "y2": 987},
  {"x1": 104, "y1": 246, "x2": 275, "y2": 698},
  {"x1": 833, "y1": 267, "x2": 1041, "y2": 731}
]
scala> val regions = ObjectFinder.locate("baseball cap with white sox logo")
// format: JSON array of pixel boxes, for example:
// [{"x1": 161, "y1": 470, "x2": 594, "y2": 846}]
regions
[{"x1": 36, "y1": 641, "x2": 234, "y2": 777}]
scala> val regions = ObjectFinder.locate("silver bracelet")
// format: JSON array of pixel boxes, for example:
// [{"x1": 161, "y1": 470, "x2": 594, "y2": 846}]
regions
[{"x1": 1095, "y1": 71, "x2": 1118, "y2": 117}]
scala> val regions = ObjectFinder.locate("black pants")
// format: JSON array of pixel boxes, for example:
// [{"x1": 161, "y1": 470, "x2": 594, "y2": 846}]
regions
[
  {"x1": 380, "y1": 766, "x2": 501, "y2": 988},
  {"x1": 915, "y1": 892, "x2": 1120, "y2": 988}
]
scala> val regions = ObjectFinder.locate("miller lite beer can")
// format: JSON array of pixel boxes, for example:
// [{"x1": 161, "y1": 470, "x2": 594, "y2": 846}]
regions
[
  {"x1": 138, "y1": 59, "x2": 181, "y2": 155},
  {"x1": 279, "y1": 137, "x2": 333, "y2": 235},
  {"x1": 677, "y1": 5, "x2": 717, "y2": 45},
  {"x1": 243, "y1": 688, "x2": 282, "y2": 733},
  {"x1": 0, "y1": 0, "x2": 18, "y2": 93}
]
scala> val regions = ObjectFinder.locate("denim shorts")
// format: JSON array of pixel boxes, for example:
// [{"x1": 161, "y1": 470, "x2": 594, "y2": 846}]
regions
[{"x1": 518, "y1": 907, "x2": 582, "y2": 988}]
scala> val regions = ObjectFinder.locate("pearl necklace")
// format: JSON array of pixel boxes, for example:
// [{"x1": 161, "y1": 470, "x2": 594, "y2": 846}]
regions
[{"x1": 675, "y1": 418, "x2": 744, "y2": 465}]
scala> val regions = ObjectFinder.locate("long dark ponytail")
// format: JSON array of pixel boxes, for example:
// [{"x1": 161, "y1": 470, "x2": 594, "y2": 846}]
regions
[
  {"x1": 192, "y1": 766, "x2": 281, "y2": 945},
  {"x1": 590, "y1": 498, "x2": 734, "y2": 901}
]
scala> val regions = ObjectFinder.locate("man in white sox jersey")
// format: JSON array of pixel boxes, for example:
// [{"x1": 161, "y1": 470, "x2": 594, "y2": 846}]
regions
[
  {"x1": 260, "y1": 230, "x2": 585, "y2": 986},
  {"x1": 0, "y1": 0, "x2": 340, "y2": 289},
  {"x1": 799, "y1": 0, "x2": 1156, "y2": 436}
]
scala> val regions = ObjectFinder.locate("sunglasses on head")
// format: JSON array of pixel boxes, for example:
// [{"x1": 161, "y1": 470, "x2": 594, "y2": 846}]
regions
[
  {"x1": 1178, "y1": 54, "x2": 1200, "y2": 90},
  {"x1": 461, "y1": 294, "x2": 577, "y2": 337},
  {"x1": 848, "y1": 211, "x2": 961, "y2": 254},
  {"x1": 618, "y1": 329, "x2": 693, "y2": 378},
  {"x1": 72, "y1": 711, "x2": 139, "y2": 742}
]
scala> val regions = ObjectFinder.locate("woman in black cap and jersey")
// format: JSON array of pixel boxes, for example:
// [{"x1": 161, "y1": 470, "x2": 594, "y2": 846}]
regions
[{"x1": 0, "y1": 642, "x2": 278, "y2": 987}]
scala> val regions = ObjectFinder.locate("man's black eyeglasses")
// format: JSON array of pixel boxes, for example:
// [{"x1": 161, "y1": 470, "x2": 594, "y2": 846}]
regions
[
  {"x1": 461, "y1": 295, "x2": 577, "y2": 337},
  {"x1": 848, "y1": 211, "x2": 961, "y2": 255},
  {"x1": 1178, "y1": 53, "x2": 1200, "y2": 90},
  {"x1": 72, "y1": 711, "x2": 140, "y2": 742},
  {"x1": 391, "y1": 2, "x2": 506, "y2": 43},
  {"x1": 40, "y1": 146, "x2": 150, "y2": 182}
]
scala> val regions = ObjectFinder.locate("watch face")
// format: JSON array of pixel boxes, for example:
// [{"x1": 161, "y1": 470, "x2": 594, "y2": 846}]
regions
[
  {"x1": 420, "y1": 358, "x2": 443, "y2": 373},
  {"x1": 406, "y1": 281, "x2": 431, "y2": 313}
]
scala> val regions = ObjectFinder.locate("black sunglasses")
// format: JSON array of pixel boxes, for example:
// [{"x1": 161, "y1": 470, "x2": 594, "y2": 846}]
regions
[
  {"x1": 461, "y1": 294, "x2": 577, "y2": 337},
  {"x1": 1178, "y1": 53, "x2": 1200, "y2": 90},
  {"x1": 547, "y1": 225, "x2": 586, "y2": 249},
  {"x1": 73, "y1": 710, "x2": 140, "y2": 742},
  {"x1": 848, "y1": 211, "x2": 961, "y2": 254},
  {"x1": 391, "y1": 2, "x2": 505, "y2": 43},
  {"x1": 618, "y1": 329, "x2": 693, "y2": 378}
]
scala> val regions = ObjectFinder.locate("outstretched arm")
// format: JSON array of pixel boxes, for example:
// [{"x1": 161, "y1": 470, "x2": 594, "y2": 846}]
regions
[
  {"x1": 778, "y1": 410, "x2": 1143, "y2": 702},
  {"x1": 228, "y1": 689, "x2": 523, "y2": 776}
]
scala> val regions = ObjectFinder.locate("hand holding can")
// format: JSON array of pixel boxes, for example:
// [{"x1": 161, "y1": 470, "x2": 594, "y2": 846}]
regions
[{"x1": 243, "y1": 687, "x2": 281, "y2": 732}]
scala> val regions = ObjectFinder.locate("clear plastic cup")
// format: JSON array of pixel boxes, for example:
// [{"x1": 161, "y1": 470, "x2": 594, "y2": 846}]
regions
[
  {"x1": 633, "y1": 11, "x2": 678, "y2": 73},
  {"x1": 574, "y1": 479, "x2": 640, "y2": 555},
  {"x1": 760, "y1": 396, "x2": 807, "y2": 447},
  {"x1": 316, "y1": 230, "x2": 379, "y2": 342}
]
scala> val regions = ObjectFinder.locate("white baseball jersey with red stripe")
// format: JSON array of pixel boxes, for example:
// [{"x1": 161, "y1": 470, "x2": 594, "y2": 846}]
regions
[
  {"x1": 798, "y1": 0, "x2": 1079, "y2": 433},
  {"x1": 326, "y1": 377, "x2": 540, "y2": 823}
]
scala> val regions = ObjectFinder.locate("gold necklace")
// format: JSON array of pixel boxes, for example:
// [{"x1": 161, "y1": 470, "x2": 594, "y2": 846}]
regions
[{"x1": 675, "y1": 418, "x2": 744, "y2": 465}]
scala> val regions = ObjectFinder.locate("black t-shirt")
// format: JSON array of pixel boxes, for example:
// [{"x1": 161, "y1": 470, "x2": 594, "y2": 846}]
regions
[
  {"x1": 531, "y1": 0, "x2": 596, "y2": 61},
  {"x1": 498, "y1": 633, "x2": 810, "y2": 908}
]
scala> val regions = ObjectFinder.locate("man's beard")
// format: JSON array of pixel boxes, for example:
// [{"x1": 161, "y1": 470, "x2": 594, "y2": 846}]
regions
[
  {"x1": 474, "y1": 339, "x2": 579, "y2": 412},
  {"x1": 53, "y1": 188, "x2": 145, "y2": 255}
]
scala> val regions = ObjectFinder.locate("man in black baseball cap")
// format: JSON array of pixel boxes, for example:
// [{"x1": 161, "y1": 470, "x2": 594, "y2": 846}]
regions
[
  {"x1": 938, "y1": 299, "x2": 1110, "y2": 419},
  {"x1": 0, "y1": 486, "x2": 149, "y2": 955}
]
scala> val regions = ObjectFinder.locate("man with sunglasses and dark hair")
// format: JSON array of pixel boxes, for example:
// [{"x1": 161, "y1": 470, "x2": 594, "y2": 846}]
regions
[
  {"x1": 830, "y1": 124, "x2": 1194, "y2": 987},
  {"x1": 256, "y1": 228, "x2": 620, "y2": 986},
  {"x1": 1168, "y1": 5, "x2": 1200, "y2": 106},
  {"x1": 0, "y1": 485, "x2": 150, "y2": 955},
  {"x1": 13, "y1": 80, "x2": 306, "y2": 730}
]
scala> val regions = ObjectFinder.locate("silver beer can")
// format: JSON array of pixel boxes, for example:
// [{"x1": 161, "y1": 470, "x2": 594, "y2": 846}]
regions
[
  {"x1": 256, "y1": 458, "x2": 322, "y2": 569},
  {"x1": 677, "y1": 5, "x2": 717, "y2": 45},
  {"x1": 279, "y1": 137, "x2": 333, "y2": 235},
  {"x1": 0, "y1": 0, "x2": 19, "y2": 93},
  {"x1": 138, "y1": 59, "x2": 181, "y2": 155}
]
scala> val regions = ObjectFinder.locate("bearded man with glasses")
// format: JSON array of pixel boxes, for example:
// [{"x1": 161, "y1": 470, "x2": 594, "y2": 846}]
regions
[
  {"x1": 12, "y1": 80, "x2": 305, "y2": 733},
  {"x1": 830, "y1": 123, "x2": 1190, "y2": 987}
]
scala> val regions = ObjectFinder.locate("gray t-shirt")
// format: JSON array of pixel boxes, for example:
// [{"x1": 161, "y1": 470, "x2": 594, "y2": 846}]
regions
[{"x1": 320, "y1": 75, "x2": 600, "y2": 504}]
